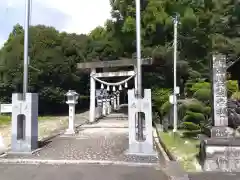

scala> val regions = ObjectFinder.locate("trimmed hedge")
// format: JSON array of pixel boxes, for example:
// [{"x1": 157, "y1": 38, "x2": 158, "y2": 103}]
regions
[
  {"x1": 227, "y1": 80, "x2": 238, "y2": 97},
  {"x1": 152, "y1": 88, "x2": 171, "y2": 113},
  {"x1": 181, "y1": 122, "x2": 200, "y2": 131},
  {"x1": 203, "y1": 106, "x2": 211, "y2": 116},
  {"x1": 185, "y1": 99, "x2": 205, "y2": 113},
  {"x1": 193, "y1": 88, "x2": 211, "y2": 104},
  {"x1": 182, "y1": 130, "x2": 201, "y2": 138},
  {"x1": 160, "y1": 101, "x2": 172, "y2": 117},
  {"x1": 231, "y1": 91, "x2": 240, "y2": 101},
  {"x1": 183, "y1": 111, "x2": 205, "y2": 124},
  {"x1": 190, "y1": 82, "x2": 210, "y2": 94}
]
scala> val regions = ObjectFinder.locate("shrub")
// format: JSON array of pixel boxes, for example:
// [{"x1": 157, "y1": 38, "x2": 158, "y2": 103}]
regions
[
  {"x1": 181, "y1": 122, "x2": 200, "y2": 130},
  {"x1": 152, "y1": 88, "x2": 171, "y2": 112},
  {"x1": 203, "y1": 106, "x2": 211, "y2": 116},
  {"x1": 185, "y1": 99, "x2": 205, "y2": 113},
  {"x1": 178, "y1": 103, "x2": 188, "y2": 122},
  {"x1": 160, "y1": 101, "x2": 172, "y2": 117},
  {"x1": 153, "y1": 111, "x2": 161, "y2": 123},
  {"x1": 188, "y1": 70, "x2": 201, "y2": 79},
  {"x1": 190, "y1": 82, "x2": 210, "y2": 94},
  {"x1": 183, "y1": 111, "x2": 205, "y2": 124},
  {"x1": 193, "y1": 88, "x2": 211, "y2": 104},
  {"x1": 227, "y1": 80, "x2": 238, "y2": 97},
  {"x1": 231, "y1": 91, "x2": 240, "y2": 101},
  {"x1": 182, "y1": 130, "x2": 201, "y2": 138}
]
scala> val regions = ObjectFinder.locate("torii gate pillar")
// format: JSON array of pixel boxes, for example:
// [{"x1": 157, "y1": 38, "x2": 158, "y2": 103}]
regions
[{"x1": 89, "y1": 68, "x2": 96, "y2": 123}]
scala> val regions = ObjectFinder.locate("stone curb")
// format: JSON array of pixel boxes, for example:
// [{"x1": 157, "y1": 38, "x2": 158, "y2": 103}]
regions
[
  {"x1": 0, "y1": 158, "x2": 159, "y2": 167},
  {"x1": 154, "y1": 124, "x2": 176, "y2": 161},
  {"x1": 154, "y1": 124, "x2": 189, "y2": 180}
]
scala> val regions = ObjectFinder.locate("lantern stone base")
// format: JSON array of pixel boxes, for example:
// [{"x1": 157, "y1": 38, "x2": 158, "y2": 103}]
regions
[{"x1": 65, "y1": 129, "x2": 75, "y2": 135}]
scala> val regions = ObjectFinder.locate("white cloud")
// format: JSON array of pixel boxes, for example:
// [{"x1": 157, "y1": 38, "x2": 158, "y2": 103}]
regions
[
  {"x1": 36, "y1": 0, "x2": 112, "y2": 34},
  {"x1": 0, "y1": 0, "x2": 112, "y2": 46}
]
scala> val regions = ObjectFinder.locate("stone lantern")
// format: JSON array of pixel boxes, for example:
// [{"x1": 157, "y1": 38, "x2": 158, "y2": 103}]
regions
[{"x1": 65, "y1": 90, "x2": 79, "y2": 134}]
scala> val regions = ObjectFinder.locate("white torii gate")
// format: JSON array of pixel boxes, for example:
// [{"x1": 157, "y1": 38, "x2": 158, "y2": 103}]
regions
[
  {"x1": 77, "y1": 58, "x2": 157, "y2": 156},
  {"x1": 90, "y1": 70, "x2": 135, "y2": 120}
]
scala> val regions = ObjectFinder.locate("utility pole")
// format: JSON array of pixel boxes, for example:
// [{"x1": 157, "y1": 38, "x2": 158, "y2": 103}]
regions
[
  {"x1": 135, "y1": 0, "x2": 144, "y2": 140},
  {"x1": 173, "y1": 15, "x2": 179, "y2": 133},
  {"x1": 136, "y1": 0, "x2": 142, "y2": 97},
  {"x1": 23, "y1": 0, "x2": 31, "y2": 96}
]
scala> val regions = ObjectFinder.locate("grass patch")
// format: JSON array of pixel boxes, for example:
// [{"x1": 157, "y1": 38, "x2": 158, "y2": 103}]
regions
[
  {"x1": 160, "y1": 130, "x2": 201, "y2": 172},
  {"x1": 0, "y1": 115, "x2": 11, "y2": 126},
  {"x1": 0, "y1": 114, "x2": 63, "y2": 126}
]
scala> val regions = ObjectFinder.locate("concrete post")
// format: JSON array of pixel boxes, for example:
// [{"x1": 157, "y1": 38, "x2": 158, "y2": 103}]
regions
[
  {"x1": 11, "y1": 93, "x2": 38, "y2": 153},
  {"x1": 116, "y1": 91, "x2": 120, "y2": 107},
  {"x1": 102, "y1": 98, "x2": 107, "y2": 116},
  {"x1": 110, "y1": 96, "x2": 114, "y2": 109},
  {"x1": 96, "y1": 97, "x2": 103, "y2": 118},
  {"x1": 107, "y1": 97, "x2": 111, "y2": 114},
  {"x1": 126, "y1": 89, "x2": 156, "y2": 156},
  {"x1": 113, "y1": 95, "x2": 117, "y2": 110}
]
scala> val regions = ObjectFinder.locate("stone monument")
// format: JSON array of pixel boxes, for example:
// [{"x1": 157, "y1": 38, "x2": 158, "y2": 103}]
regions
[
  {"x1": 11, "y1": 93, "x2": 38, "y2": 153},
  {"x1": 199, "y1": 54, "x2": 240, "y2": 172}
]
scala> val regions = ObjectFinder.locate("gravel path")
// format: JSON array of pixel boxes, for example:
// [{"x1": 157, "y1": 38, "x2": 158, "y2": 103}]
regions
[
  {"x1": 2, "y1": 113, "x2": 159, "y2": 164},
  {"x1": 0, "y1": 111, "x2": 89, "y2": 148}
]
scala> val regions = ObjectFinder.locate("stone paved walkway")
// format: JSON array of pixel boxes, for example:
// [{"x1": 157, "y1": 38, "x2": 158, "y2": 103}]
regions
[
  {"x1": 0, "y1": 112, "x2": 168, "y2": 180},
  {"x1": 1, "y1": 113, "x2": 157, "y2": 163},
  {"x1": 0, "y1": 164, "x2": 168, "y2": 180}
]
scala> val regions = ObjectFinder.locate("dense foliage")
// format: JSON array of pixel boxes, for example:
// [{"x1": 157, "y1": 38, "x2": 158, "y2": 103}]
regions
[{"x1": 1, "y1": 0, "x2": 240, "y2": 114}]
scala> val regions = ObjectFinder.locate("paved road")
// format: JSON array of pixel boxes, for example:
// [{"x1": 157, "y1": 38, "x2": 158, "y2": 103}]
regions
[
  {"x1": 0, "y1": 164, "x2": 168, "y2": 180},
  {"x1": 0, "y1": 113, "x2": 168, "y2": 180},
  {"x1": 189, "y1": 172, "x2": 240, "y2": 180}
]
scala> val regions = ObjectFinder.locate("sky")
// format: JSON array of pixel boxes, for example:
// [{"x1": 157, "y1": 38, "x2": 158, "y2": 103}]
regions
[{"x1": 0, "y1": 0, "x2": 112, "y2": 47}]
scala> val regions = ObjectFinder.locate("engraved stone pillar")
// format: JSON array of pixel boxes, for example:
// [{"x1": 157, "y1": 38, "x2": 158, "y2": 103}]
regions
[
  {"x1": 11, "y1": 93, "x2": 38, "y2": 153},
  {"x1": 199, "y1": 54, "x2": 239, "y2": 172},
  {"x1": 210, "y1": 54, "x2": 230, "y2": 135},
  {"x1": 126, "y1": 89, "x2": 157, "y2": 156}
]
